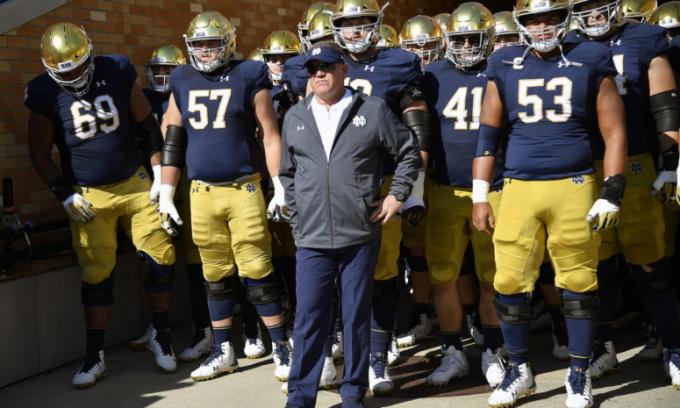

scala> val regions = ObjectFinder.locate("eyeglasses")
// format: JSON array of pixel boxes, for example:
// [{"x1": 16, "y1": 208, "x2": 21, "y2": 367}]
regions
[{"x1": 306, "y1": 61, "x2": 339, "y2": 74}]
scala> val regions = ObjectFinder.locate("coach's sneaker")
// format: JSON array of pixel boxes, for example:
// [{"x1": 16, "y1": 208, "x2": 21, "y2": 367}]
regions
[
  {"x1": 590, "y1": 341, "x2": 618, "y2": 380},
  {"x1": 638, "y1": 335, "x2": 663, "y2": 362},
  {"x1": 552, "y1": 334, "x2": 570, "y2": 361},
  {"x1": 331, "y1": 330, "x2": 344, "y2": 360},
  {"x1": 72, "y1": 351, "x2": 106, "y2": 389},
  {"x1": 128, "y1": 324, "x2": 152, "y2": 351},
  {"x1": 663, "y1": 348, "x2": 680, "y2": 390},
  {"x1": 319, "y1": 357, "x2": 338, "y2": 389},
  {"x1": 482, "y1": 348, "x2": 506, "y2": 388},
  {"x1": 244, "y1": 336, "x2": 266, "y2": 359},
  {"x1": 426, "y1": 345, "x2": 469, "y2": 386},
  {"x1": 387, "y1": 335, "x2": 401, "y2": 366},
  {"x1": 146, "y1": 326, "x2": 177, "y2": 372},
  {"x1": 396, "y1": 313, "x2": 434, "y2": 348},
  {"x1": 273, "y1": 340, "x2": 292, "y2": 381},
  {"x1": 565, "y1": 367, "x2": 593, "y2": 408},
  {"x1": 178, "y1": 327, "x2": 213, "y2": 362},
  {"x1": 369, "y1": 352, "x2": 393, "y2": 396},
  {"x1": 191, "y1": 342, "x2": 239, "y2": 381},
  {"x1": 488, "y1": 361, "x2": 536, "y2": 408},
  {"x1": 467, "y1": 314, "x2": 484, "y2": 346}
]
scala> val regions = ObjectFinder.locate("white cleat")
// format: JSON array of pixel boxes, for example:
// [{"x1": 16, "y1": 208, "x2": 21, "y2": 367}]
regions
[
  {"x1": 565, "y1": 367, "x2": 593, "y2": 408},
  {"x1": 589, "y1": 341, "x2": 618, "y2": 380},
  {"x1": 191, "y1": 342, "x2": 239, "y2": 381},
  {"x1": 319, "y1": 357, "x2": 338, "y2": 389},
  {"x1": 638, "y1": 335, "x2": 663, "y2": 362},
  {"x1": 178, "y1": 327, "x2": 213, "y2": 363},
  {"x1": 388, "y1": 335, "x2": 401, "y2": 366},
  {"x1": 426, "y1": 345, "x2": 469, "y2": 387},
  {"x1": 488, "y1": 361, "x2": 536, "y2": 408},
  {"x1": 331, "y1": 330, "x2": 343, "y2": 360},
  {"x1": 482, "y1": 348, "x2": 506, "y2": 388},
  {"x1": 281, "y1": 381, "x2": 289, "y2": 395},
  {"x1": 663, "y1": 348, "x2": 680, "y2": 390},
  {"x1": 552, "y1": 334, "x2": 570, "y2": 361},
  {"x1": 243, "y1": 336, "x2": 266, "y2": 359},
  {"x1": 72, "y1": 351, "x2": 106, "y2": 389},
  {"x1": 272, "y1": 340, "x2": 292, "y2": 382},
  {"x1": 128, "y1": 324, "x2": 152, "y2": 351},
  {"x1": 396, "y1": 313, "x2": 434, "y2": 348},
  {"x1": 146, "y1": 326, "x2": 177, "y2": 372},
  {"x1": 369, "y1": 352, "x2": 393, "y2": 396}
]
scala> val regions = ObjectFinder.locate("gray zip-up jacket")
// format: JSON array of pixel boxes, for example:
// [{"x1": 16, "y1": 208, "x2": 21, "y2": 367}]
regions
[{"x1": 279, "y1": 89, "x2": 421, "y2": 249}]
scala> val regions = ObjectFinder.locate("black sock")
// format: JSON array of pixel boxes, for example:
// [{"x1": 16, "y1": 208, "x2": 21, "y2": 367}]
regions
[{"x1": 442, "y1": 331, "x2": 463, "y2": 350}]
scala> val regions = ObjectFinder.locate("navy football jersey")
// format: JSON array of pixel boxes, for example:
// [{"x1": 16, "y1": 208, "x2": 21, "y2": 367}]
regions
[
  {"x1": 25, "y1": 55, "x2": 141, "y2": 186},
  {"x1": 170, "y1": 60, "x2": 272, "y2": 182},
  {"x1": 283, "y1": 54, "x2": 308, "y2": 98},
  {"x1": 569, "y1": 22, "x2": 670, "y2": 158},
  {"x1": 424, "y1": 60, "x2": 503, "y2": 187},
  {"x1": 142, "y1": 88, "x2": 169, "y2": 122},
  {"x1": 486, "y1": 41, "x2": 616, "y2": 180}
]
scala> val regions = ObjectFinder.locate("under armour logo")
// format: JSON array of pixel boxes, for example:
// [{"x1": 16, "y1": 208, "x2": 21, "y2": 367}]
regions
[
  {"x1": 631, "y1": 161, "x2": 643, "y2": 174},
  {"x1": 297, "y1": 125, "x2": 305, "y2": 132},
  {"x1": 364, "y1": 65, "x2": 375, "y2": 72},
  {"x1": 571, "y1": 176, "x2": 585, "y2": 185},
  {"x1": 96, "y1": 80, "x2": 107, "y2": 88},
  {"x1": 352, "y1": 115, "x2": 366, "y2": 127},
  {"x1": 477, "y1": 72, "x2": 487, "y2": 78},
  {"x1": 558, "y1": 61, "x2": 569, "y2": 68},
  {"x1": 312, "y1": 48, "x2": 322, "y2": 56},
  {"x1": 246, "y1": 183, "x2": 257, "y2": 193},
  {"x1": 219, "y1": 75, "x2": 230, "y2": 82},
  {"x1": 610, "y1": 39, "x2": 622, "y2": 47}
]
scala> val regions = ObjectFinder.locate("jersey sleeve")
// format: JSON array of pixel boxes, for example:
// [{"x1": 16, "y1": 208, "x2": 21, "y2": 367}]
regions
[
  {"x1": 484, "y1": 51, "x2": 505, "y2": 87},
  {"x1": 108, "y1": 54, "x2": 138, "y2": 92},
  {"x1": 23, "y1": 76, "x2": 53, "y2": 116},
  {"x1": 422, "y1": 69, "x2": 439, "y2": 108},
  {"x1": 169, "y1": 68, "x2": 184, "y2": 112},
  {"x1": 248, "y1": 61, "x2": 273, "y2": 103},
  {"x1": 596, "y1": 47, "x2": 617, "y2": 82},
  {"x1": 648, "y1": 25, "x2": 671, "y2": 60}
]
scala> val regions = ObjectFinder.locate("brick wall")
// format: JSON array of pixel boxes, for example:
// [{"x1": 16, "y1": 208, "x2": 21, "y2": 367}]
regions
[{"x1": 0, "y1": 0, "x2": 459, "y2": 217}]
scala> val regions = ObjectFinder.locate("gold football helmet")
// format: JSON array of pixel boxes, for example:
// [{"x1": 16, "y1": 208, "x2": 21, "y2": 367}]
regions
[
  {"x1": 572, "y1": 0, "x2": 621, "y2": 38},
  {"x1": 649, "y1": 1, "x2": 680, "y2": 31},
  {"x1": 260, "y1": 31, "x2": 301, "y2": 80},
  {"x1": 146, "y1": 45, "x2": 185, "y2": 93},
  {"x1": 184, "y1": 11, "x2": 236, "y2": 72},
  {"x1": 446, "y1": 2, "x2": 495, "y2": 68},
  {"x1": 621, "y1": 0, "x2": 657, "y2": 21},
  {"x1": 433, "y1": 13, "x2": 451, "y2": 35},
  {"x1": 400, "y1": 15, "x2": 443, "y2": 66},
  {"x1": 298, "y1": 2, "x2": 336, "y2": 50},
  {"x1": 40, "y1": 22, "x2": 94, "y2": 97},
  {"x1": 515, "y1": 0, "x2": 571, "y2": 52},
  {"x1": 493, "y1": 11, "x2": 522, "y2": 49},
  {"x1": 308, "y1": 9, "x2": 336, "y2": 44},
  {"x1": 248, "y1": 49, "x2": 264, "y2": 62},
  {"x1": 331, "y1": 0, "x2": 387, "y2": 53},
  {"x1": 376, "y1": 24, "x2": 399, "y2": 48}
]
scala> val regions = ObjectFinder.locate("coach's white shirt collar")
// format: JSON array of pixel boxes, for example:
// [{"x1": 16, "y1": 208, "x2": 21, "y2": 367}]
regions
[{"x1": 310, "y1": 89, "x2": 353, "y2": 161}]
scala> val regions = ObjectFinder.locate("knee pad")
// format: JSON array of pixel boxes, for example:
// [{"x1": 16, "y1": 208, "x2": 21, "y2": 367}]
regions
[
  {"x1": 139, "y1": 252, "x2": 175, "y2": 293},
  {"x1": 631, "y1": 260, "x2": 675, "y2": 295},
  {"x1": 494, "y1": 293, "x2": 531, "y2": 325},
  {"x1": 537, "y1": 262, "x2": 555, "y2": 285},
  {"x1": 243, "y1": 276, "x2": 279, "y2": 305},
  {"x1": 560, "y1": 290, "x2": 599, "y2": 320},
  {"x1": 597, "y1": 256, "x2": 620, "y2": 290},
  {"x1": 205, "y1": 275, "x2": 240, "y2": 299},
  {"x1": 373, "y1": 278, "x2": 399, "y2": 303},
  {"x1": 81, "y1": 277, "x2": 114, "y2": 307}
]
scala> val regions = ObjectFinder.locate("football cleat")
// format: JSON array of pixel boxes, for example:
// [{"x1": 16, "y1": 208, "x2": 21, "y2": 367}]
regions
[
  {"x1": 72, "y1": 351, "x2": 106, "y2": 389},
  {"x1": 178, "y1": 327, "x2": 213, "y2": 363},
  {"x1": 426, "y1": 345, "x2": 469, "y2": 387},
  {"x1": 482, "y1": 348, "x2": 506, "y2": 388},
  {"x1": 565, "y1": 367, "x2": 594, "y2": 408},
  {"x1": 146, "y1": 326, "x2": 177, "y2": 372},
  {"x1": 387, "y1": 335, "x2": 400, "y2": 366},
  {"x1": 638, "y1": 335, "x2": 663, "y2": 362},
  {"x1": 396, "y1": 313, "x2": 434, "y2": 348},
  {"x1": 128, "y1": 324, "x2": 152, "y2": 351},
  {"x1": 191, "y1": 342, "x2": 239, "y2": 381},
  {"x1": 244, "y1": 336, "x2": 266, "y2": 359},
  {"x1": 273, "y1": 340, "x2": 292, "y2": 382},
  {"x1": 369, "y1": 352, "x2": 393, "y2": 396},
  {"x1": 663, "y1": 348, "x2": 680, "y2": 390},
  {"x1": 488, "y1": 361, "x2": 536, "y2": 408},
  {"x1": 552, "y1": 334, "x2": 570, "y2": 361},
  {"x1": 590, "y1": 341, "x2": 619, "y2": 380},
  {"x1": 331, "y1": 330, "x2": 344, "y2": 360},
  {"x1": 319, "y1": 356, "x2": 338, "y2": 389}
]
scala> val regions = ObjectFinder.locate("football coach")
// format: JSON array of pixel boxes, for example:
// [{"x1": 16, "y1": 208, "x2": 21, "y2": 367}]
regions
[{"x1": 279, "y1": 43, "x2": 422, "y2": 408}]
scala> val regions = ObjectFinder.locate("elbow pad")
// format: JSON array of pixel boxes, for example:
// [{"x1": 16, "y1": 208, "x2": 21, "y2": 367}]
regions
[
  {"x1": 140, "y1": 114, "x2": 164, "y2": 154},
  {"x1": 475, "y1": 124, "x2": 503, "y2": 157},
  {"x1": 650, "y1": 90, "x2": 680, "y2": 133},
  {"x1": 161, "y1": 125, "x2": 187, "y2": 168},
  {"x1": 402, "y1": 109, "x2": 431, "y2": 151},
  {"x1": 399, "y1": 83, "x2": 426, "y2": 111}
]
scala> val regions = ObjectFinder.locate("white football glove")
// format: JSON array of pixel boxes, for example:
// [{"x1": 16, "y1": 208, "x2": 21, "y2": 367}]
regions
[
  {"x1": 652, "y1": 170, "x2": 676, "y2": 204},
  {"x1": 158, "y1": 184, "x2": 183, "y2": 236},
  {"x1": 149, "y1": 164, "x2": 162, "y2": 204},
  {"x1": 399, "y1": 170, "x2": 426, "y2": 225},
  {"x1": 63, "y1": 193, "x2": 96, "y2": 223},
  {"x1": 267, "y1": 176, "x2": 288, "y2": 222},
  {"x1": 586, "y1": 199, "x2": 620, "y2": 232}
]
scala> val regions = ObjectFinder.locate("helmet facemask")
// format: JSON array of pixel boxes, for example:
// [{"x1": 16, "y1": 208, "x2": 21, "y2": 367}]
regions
[
  {"x1": 572, "y1": 0, "x2": 621, "y2": 38},
  {"x1": 446, "y1": 31, "x2": 490, "y2": 69},
  {"x1": 185, "y1": 35, "x2": 233, "y2": 72},
  {"x1": 332, "y1": 15, "x2": 382, "y2": 54},
  {"x1": 43, "y1": 42, "x2": 95, "y2": 98},
  {"x1": 516, "y1": 9, "x2": 571, "y2": 53},
  {"x1": 146, "y1": 65, "x2": 174, "y2": 93}
]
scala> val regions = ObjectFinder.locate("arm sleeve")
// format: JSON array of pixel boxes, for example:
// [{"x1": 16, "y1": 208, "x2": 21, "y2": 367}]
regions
[
  {"x1": 279, "y1": 113, "x2": 298, "y2": 227},
  {"x1": 377, "y1": 101, "x2": 421, "y2": 199}
]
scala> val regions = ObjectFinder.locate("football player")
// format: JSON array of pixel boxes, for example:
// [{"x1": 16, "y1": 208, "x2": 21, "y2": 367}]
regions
[
  {"x1": 157, "y1": 11, "x2": 291, "y2": 383},
  {"x1": 473, "y1": 1, "x2": 628, "y2": 406},
  {"x1": 25, "y1": 23, "x2": 177, "y2": 388},
  {"x1": 399, "y1": 15, "x2": 444, "y2": 68},
  {"x1": 433, "y1": 13, "x2": 450, "y2": 37},
  {"x1": 248, "y1": 48, "x2": 265, "y2": 62},
  {"x1": 330, "y1": 0, "x2": 431, "y2": 395},
  {"x1": 421, "y1": 2, "x2": 505, "y2": 388},
  {"x1": 493, "y1": 11, "x2": 523, "y2": 50},
  {"x1": 377, "y1": 24, "x2": 399, "y2": 48},
  {"x1": 621, "y1": 0, "x2": 657, "y2": 21},
  {"x1": 571, "y1": 0, "x2": 680, "y2": 389},
  {"x1": 261, "y1": 30, "x2": 302, "y2": 124}
]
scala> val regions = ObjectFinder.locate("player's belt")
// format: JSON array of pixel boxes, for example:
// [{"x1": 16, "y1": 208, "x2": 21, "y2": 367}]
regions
[{"x1": 194, "y1": 173, "x2": 260, "y2": 188}]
